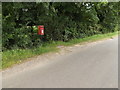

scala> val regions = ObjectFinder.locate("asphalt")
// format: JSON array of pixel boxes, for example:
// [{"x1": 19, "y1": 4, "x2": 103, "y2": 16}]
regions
[{"x1": 2, "y1": 37, "x2": 118, "y2": 88}]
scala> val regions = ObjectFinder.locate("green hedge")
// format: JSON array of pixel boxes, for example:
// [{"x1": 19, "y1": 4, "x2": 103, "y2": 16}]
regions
[{"x1": 2, "y1": 2, "x2": 119, "y2": 50}]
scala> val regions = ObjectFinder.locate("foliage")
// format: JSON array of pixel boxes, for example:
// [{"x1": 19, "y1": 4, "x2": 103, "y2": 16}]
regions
[{"x1": 2, "y1": 2, "x2": 119, "y2": 50}]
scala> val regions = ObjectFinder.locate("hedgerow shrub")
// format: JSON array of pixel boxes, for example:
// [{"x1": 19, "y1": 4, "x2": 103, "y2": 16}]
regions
[{"x1": 2, "y1": 2, "x2": 118, "y2": 50}]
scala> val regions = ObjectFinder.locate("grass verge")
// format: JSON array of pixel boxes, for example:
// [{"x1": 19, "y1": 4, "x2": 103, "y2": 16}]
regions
[{"x1": 2, "y1": 31, "x2": 118, "y2": 69}]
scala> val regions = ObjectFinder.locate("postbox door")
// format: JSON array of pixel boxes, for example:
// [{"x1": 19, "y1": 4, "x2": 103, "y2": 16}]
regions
[{"x1": 38, "y1": 25, "x2": 44, "y2": 35}]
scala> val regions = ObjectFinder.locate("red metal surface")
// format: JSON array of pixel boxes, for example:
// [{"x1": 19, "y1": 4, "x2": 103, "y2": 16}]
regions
[{"x1": 38, "y1": 25, "x2": 44, "y2": 35}]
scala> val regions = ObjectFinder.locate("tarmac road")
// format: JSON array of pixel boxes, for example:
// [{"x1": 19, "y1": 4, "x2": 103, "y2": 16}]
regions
[{"x1": 2, "y1": 37, "x2": 118, "y2": 88}]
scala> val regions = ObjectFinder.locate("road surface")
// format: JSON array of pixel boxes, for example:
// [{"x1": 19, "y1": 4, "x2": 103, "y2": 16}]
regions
[{"x1": 2, "y1": 37, "x2": 118, "y2": 88}]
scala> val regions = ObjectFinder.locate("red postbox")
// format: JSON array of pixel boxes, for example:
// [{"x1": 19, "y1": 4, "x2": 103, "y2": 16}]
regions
[{"x1": 38, "y1": 25, "x2": 44, "y2": 35}]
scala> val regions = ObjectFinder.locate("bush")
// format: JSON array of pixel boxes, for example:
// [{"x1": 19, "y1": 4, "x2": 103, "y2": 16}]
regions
[{"x1": 2, "y1": 2, "x2": 118, "y2": 51}]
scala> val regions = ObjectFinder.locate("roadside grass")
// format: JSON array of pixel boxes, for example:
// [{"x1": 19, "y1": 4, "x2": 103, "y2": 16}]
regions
[{"x1": 2, "y1": 31, "x2": 118, "y2": 69}]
